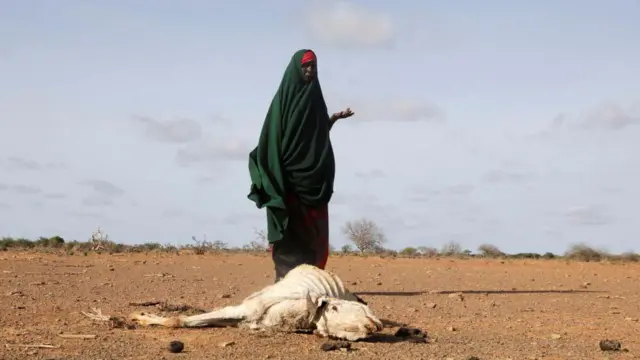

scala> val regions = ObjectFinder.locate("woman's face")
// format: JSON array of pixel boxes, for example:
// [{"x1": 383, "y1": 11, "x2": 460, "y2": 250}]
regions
[{"x1": 301, "y1": 60, "x2": 317, "y2": 82}]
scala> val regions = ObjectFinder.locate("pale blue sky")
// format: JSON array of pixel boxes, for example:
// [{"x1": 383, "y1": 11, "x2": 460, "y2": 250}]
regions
[{"x1": 1, "y1": 0, "x2": 639, "y2": 254}]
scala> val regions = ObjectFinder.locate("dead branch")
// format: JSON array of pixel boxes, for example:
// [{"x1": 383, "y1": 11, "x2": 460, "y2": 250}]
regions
[
  {"x1": 81, "y1": 308, "x2": 110, "y2": 322},
  {"x1": 143, "y1": 272, "x2": 173, "y2": 278},
  {"x1": 128, "y1": 301, "x2": 161, "y2": 307},
  {"x1": 58, "y1": 334, "x2": 96, "y2": 339},
  {"x1": 5, "y1": 344, "x2": 60, "y2": 349}
]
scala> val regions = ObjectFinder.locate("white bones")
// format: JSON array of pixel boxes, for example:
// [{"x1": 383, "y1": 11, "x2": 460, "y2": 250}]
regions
[{"x1": 128, "y1": 264, "x2": 383, "y2": 341}]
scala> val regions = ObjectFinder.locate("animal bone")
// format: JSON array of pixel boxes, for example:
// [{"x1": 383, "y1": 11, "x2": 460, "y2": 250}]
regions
[{"x1": 127, "y1": 264, "x2": 383, "y2": 341}]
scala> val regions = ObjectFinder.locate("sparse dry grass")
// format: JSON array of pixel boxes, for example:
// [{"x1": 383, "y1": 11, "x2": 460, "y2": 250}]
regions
[{"x1": 0, "y1": 236, "x2": 637, "y2": 263}]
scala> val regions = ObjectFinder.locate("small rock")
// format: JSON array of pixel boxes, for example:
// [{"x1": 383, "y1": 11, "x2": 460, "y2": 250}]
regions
[
  {"x1": 550, "y1": 334, "x2": 562, "y2": 340},
  {"x1": 599, "y1": 339, "x2": 621, "y2": 351},
  {"x1": 219, "y1": 341, "x2": 235, "y2": 347},
  {"x1": 448, "y1": 292, "x2": 464, "y2": 301},
  {"x1": 320, "y1": 341, "x2": 351, "y2": 352},
  {"x1": 426, "y1": 302, "x2": 437, "y2": 309},
  {"x1": 168, "y1": 340, "x2": 184, "y2": 353},
  {"x1": 624, "y1": 317, "x2": 639, "y2": 322},
  {"x1": 447, "y1": 326, "x2": 457, "y2": 332},
  {"x1": 219, "y1": 294, "x2": 231, "y2": 299},
  {"x1": 376, "y1": 281, "x2": 382, "y2": 286}
]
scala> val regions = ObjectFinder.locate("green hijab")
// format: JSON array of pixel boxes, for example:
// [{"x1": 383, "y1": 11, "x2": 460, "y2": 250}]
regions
[{"x1": 247, "y1": 49, "x2": 336, "y2": 243}]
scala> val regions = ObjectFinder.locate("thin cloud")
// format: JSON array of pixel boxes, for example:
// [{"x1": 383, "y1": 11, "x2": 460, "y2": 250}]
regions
[
  {"x1": 197, "y1": 176, "x2": 218, "y2": 185},
  {"x1": 161, "y1": 208, "x2": 192, "y2": 218},
  {"x1": 1, "y1": 157, "x2": 67, "y2": 171},
  {"x1": 81, "y1": 196, "x2": 114, "y2": 207},
  {"x1": 133, "y1": 115, "x2": 203, "y2": 144},
  {"x1": 483, "y1": 169, "x2": 534, "y2": 184},
  {"x1": 444, "y1": 184, "x2": 475, "y2": 196},
  {"x1": 330, "y1": 192, "x2": 378, "y2": 206},
  {"x1": 4, "y1": 157, "x2": 40, "y2": 170},
  {"x1": 412, "y1": 184, "x2": 475, "y2": 199},
  {"x1": 564, "y1": 205, "x2": 611, "y2": 226},
  {"x1": 306, "y1": 1, "x2": 394, "y2": 49},
  {"x1": 0, "y1": 184, "x2": 42, "y2": 195},
  {"x1": 175, "y1": 138, "x2": 249, "y2": 167},
  {"x1": 43, "y1": 192, "x2": 68, "y2": 199},
  {"x1": 534, "y1": 101, "x2": 639, "y2": 138},
  {"x1": 355, "y1": 169, "x2": 386, "y2": 179},
  {"x1": 340, "y1": 97, "x2": 445, "y2": 123},
  {"x1": 79, "y1": 179, "x2": 125, "y2": 198},
  {"x1": 67, "y1": 210, "x2": 104, "y2": 219}
]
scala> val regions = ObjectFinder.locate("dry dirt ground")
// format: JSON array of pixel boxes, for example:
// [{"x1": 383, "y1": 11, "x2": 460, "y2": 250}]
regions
[{"x1": 1, "y1": 252, "x2": 639, "y2": 360}]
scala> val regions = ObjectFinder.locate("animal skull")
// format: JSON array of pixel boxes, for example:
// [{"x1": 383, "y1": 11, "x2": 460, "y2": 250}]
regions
[{"x1": 312, "y1": 296, "x2": 383, "y2": 341}]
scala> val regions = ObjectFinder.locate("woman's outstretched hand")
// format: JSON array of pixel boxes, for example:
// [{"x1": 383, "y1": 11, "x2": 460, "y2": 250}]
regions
[{"x1": 330, "y1": 108, "x2": 355, "y2": 122}]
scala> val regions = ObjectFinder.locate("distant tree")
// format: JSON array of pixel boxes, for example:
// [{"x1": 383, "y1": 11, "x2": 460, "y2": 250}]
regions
[
  {"x1": 565, "y1": 243, "x2": 609, "y2": 262},
  {"x1": 440, "y1": 241, "x2": 463, "y2": 256},
  {"x1": 341, "y1": 244, "x2": 353, "y2": 254},
  {"x1": 342, "y1": 218, "x2": 387, "y2": 253},
  {"x1": 477, "y1": 243, "x2": 504, "y2": 258},
  {"x1": 401, "y1": 247, "x2": 418, "y2": 256}
]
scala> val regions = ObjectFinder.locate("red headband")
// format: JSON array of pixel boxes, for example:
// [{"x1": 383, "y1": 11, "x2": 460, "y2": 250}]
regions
[{"x1": 301, "y1": 50, "x2": 316, "y2": 64}]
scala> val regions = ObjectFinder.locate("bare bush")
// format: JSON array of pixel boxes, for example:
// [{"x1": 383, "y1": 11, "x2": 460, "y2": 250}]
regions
[
  {"x1": 242, "y1": 228, "x2": 268, "y2": 252},
  {"x1": 190, "y1": 235, "x2": 212, "y2": 255},
  {"x1": 440, "y1": 241, "x2": 463, "y2": 257},
  {"x1": 565, "y1": 243, "x2": 610, "y2": 262},
  {"x1": 341, "y1": 244, "x2": 353, "y2": 254},
  {"x1": 417, "y1": 246, "x2": 438, "y2": 257},
  {"x1": 477, "y1": 243, "x2": 505, "y2": 258},
  {"x1": 620, "y1": 252, "x2": 640, "y2": 262},
  {"x1": 342, "y1": 218, "x2": 387, "y2": 253}
]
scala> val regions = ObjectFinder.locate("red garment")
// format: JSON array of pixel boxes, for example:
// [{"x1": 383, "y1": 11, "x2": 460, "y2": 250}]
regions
[{"x1": 270, "y1": 194, "x2": 329, "y2": 270}]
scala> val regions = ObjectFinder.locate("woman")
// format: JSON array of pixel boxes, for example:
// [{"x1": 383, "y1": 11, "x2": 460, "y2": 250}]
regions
[{"x1": 247, "y1": 49, "x2": 354, "y2": 282}]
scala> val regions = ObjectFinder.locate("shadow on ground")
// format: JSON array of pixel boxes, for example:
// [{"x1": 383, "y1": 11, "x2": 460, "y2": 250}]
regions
[
  {"x1": 359, "y1": 333, "x2": 426, "y2": 344},
  {"x1": 355, "y1": 289, "x2": 605, "y2": 296}
]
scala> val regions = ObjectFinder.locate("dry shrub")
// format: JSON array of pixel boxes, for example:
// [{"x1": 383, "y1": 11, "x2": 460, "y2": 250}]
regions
[
  {"x1": 418, "y1": 246, "x2": 438, "y2": 257},
  {"x1": 565, "y1": 243, "x2": 610, "y2": 262},
  {"x1": 619, "y1": 252, "x2": 640, "y2": 262},
  {"x1": 440, "y1": 241, "x2": 464, "y2": 257},
  {"x1": 477, "y1": 244, "x2": 505, "y2": 258}
]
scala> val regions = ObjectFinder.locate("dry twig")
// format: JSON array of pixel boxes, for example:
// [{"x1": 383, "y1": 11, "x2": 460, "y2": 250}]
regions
[
  {"x1": 128, "y1": 301, "x2": 161, "y2": 307},
  {"x1": 5, "y1": 344, "x2": 60, "y2": 349},
  {"x1": 58, "y1": 334, "x2": 96, "y2": 339}
]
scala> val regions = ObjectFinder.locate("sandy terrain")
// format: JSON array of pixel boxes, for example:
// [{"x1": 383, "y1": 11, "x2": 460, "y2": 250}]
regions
[{"x1": 1, "y1": 252, "x2": 638, "y2": 360}]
